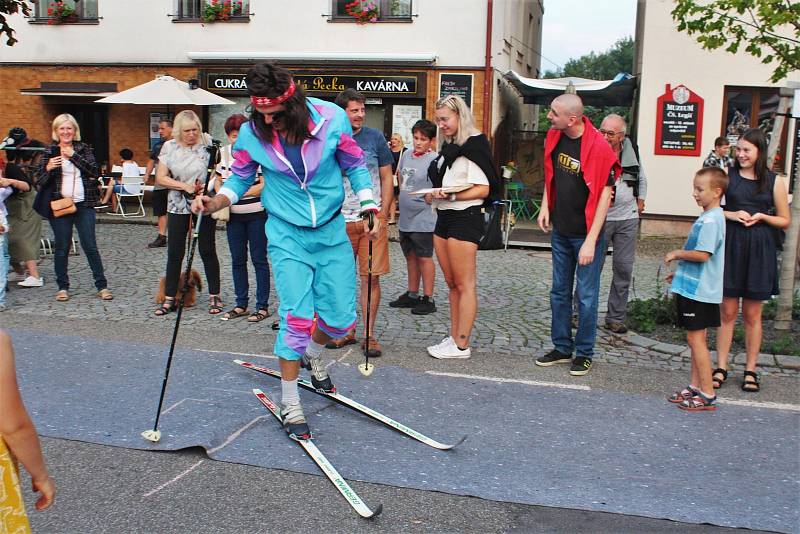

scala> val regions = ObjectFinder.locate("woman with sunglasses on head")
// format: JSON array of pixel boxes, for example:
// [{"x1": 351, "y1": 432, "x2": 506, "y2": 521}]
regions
[
  {"x1": 425, "y1": 94, "x2": 495, "y2": 360},
  {"x1": 37, "y1": 114, "x2": 112, "y2": 302},
  {"x1": 713, "y1": 128, "x2": 790, "y2": 393},
  {"x1": 192, "y1": 63, "x2": 379, "y2": 441},
  {"x1": 154, "y1": 109, "x2": 223, "y2": 316}
]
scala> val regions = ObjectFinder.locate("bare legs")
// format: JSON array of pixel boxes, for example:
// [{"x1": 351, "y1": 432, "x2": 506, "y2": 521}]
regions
[
  {"x1": 716, "y1": 296, "x2": 764, "y2": 373},
  {"x1": 434, "y1": 236, "x2": 478, "y2": 350},
  {"x1": 405, "y1": 252, "x2": 435, "y2": 296}
]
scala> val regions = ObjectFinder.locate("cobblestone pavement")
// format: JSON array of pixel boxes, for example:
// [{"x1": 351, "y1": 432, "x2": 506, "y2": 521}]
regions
[{"x1": 3, "y1": 222, "x2": 798, "y2": 378}]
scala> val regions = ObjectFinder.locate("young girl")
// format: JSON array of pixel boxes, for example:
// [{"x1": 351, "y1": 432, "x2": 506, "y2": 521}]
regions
[
  {"x1": 425, "y1": 95, "x2": 494, "y2": 359},
  {"x1": 0, "y1": 331, "x2": 56, "y2": 529},
  {"x1": 714, "y1": 128, "x2": 790, "y2": 392},
  {"x1": 100, "y1": 148, "x2": 141, "y2": 211}
]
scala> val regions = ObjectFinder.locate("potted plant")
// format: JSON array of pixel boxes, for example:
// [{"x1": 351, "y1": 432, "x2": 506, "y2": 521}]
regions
[
  {"x1": 203, "y1": 0, "x2": 242, "y2": 22},
  {"x1": 502, "y1": 161, "x2": 517, "y2": 180},
  {"x1": 345, "y1": 0, "x2": 379, "y2": 24},
  {"x1": 47, "y1": 1, "x2": 79, "y2": 24}
]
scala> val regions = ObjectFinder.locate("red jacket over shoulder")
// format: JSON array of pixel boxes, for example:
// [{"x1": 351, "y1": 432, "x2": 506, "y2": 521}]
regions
[{"x1": 543, "y1": 116, "x2": 621, "y2": 233}]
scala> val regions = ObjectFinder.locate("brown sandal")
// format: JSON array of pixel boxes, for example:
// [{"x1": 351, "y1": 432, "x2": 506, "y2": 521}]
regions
[
  {"x1": 220, "y1": 307, "x2": 248, "y2": 321},
  {"x1": 325, "y1": 332, "x2": 357, "y2": 349},
  {"x1": 247, "y1": 309, "x2": 270, "y2": 323},
  {"x1": 208, "y1": 295, "x2": 223, "y2": 315}
]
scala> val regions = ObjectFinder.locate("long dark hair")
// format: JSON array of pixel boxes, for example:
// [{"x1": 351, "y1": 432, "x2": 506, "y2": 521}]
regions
[
  {"x1": 245, "y1": 63, "x2": 311, "y2": 145},
  {"x1": 734, "y1": 127, "x2": 769, "y2": 193}
]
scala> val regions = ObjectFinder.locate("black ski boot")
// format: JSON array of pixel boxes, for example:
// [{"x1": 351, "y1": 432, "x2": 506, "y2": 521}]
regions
[{"x1": 281, "y1": 401, "x2": 311, "y2": 441}]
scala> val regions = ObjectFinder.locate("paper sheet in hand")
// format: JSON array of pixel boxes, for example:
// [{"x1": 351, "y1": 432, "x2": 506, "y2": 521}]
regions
[{"x1": 408, "y1": 184, "x2": 473, "y2": 196}]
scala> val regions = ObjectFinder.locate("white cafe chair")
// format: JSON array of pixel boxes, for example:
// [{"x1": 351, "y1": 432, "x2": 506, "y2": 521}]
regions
[{"x1": 111, "y1": 165, "x2": 146, "y2": 218}]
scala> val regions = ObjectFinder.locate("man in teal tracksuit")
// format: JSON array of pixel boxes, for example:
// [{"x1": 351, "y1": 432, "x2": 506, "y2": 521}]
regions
[{"x1": 193, "y1": 63, "x2": 379, "y2": 440}]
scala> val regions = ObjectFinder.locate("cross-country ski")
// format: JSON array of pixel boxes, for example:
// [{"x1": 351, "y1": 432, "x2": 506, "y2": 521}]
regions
[{"x1": 236, "y1": 359, "x2": 467, "y2": 450}]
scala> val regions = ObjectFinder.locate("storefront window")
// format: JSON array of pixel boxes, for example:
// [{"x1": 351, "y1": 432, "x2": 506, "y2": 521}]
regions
[
  {"x1": 333, "y1": 0, "x2": 412, "y2": 21},
  {"x1": 722, "y1": 86, "x2": 788, "y2": 173},
  {"x1": 34, "y1": 0, "x2": 98, "y2": 21}
]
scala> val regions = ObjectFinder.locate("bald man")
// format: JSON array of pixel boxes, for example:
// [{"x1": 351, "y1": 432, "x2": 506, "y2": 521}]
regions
[{"x1": 536, "y1": 94, "x2": 621, "y2": 377}]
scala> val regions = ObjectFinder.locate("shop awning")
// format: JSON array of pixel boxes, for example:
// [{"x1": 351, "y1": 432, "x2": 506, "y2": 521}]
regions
[
  {"x1": 504, "y1": 71, "x2": 637, "y2": 107},
  {"x1": 21, "y1": 82, "x2": 118, "y2": 97}
]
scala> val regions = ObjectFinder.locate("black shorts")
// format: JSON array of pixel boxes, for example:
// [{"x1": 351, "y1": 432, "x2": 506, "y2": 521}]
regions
[
  {"x1": 434, "y1": 206, "x2": 484, "y2": 245},
  {"x1": 399, "y1": 231, "x2": 434, "y2": 258},
  {"x1": 675, "y1": 294, "x2": 720, "y2": 331},
  {"x1": 152, "y1": 189, "x2": 168, "y2": 217}
]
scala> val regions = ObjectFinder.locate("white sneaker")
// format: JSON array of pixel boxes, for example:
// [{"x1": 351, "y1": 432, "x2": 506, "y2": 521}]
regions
[
  {"x1": 427, "y1": 336, "x2": 454, "y2": 356},
  {"x1": 18, "y1": 276, "x2": 44, "y2": 288},
  {"x1": 428, "y1": 341, "x2": 471, "y2": 359}
]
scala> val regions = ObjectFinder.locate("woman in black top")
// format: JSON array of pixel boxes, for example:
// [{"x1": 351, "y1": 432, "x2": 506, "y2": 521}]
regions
[
  {"x1": 714, "y1": 128, "x2": 790, "y2": 392},
  {"x1": 38, "y1": 114, "x2": 112, "y2": 303}
]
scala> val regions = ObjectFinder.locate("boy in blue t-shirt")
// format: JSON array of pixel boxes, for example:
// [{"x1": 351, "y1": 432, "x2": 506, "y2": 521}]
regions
[
  {"x1": 389, "y1": 120, "x2": 439, "y2": 315},
  {"x1": 664, "y1": 167, "x2": 728, "y2": 412}
]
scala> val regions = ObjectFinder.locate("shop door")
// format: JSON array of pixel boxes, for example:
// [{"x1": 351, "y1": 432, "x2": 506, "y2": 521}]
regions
[
  {"x1": 365, "y1": 105, "x2": 386, "y2": 137},
  {"x1": 53, "y1": 104, "x2": 109, "y2": 168}
]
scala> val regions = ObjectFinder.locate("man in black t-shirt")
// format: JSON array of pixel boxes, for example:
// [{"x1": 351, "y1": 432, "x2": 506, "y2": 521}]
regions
[
  {"x1": 536, "y1": 94, "x2": 619, "y2": 377},
  {"x1": 144, "y1": 120, "x2": 172, "y2": 248}
]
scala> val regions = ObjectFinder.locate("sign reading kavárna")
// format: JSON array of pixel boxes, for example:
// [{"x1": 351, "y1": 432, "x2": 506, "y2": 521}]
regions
[{"x1": 205, "y1": 72, "x2": 418, "y2": 96}]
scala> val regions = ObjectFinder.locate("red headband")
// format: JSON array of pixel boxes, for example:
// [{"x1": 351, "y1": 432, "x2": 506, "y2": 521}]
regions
[{"x1": 250, "y1": 80, "x2": 296, "y2": 107}]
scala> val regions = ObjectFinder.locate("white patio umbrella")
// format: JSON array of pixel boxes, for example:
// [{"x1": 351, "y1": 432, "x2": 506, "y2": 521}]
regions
[{"x1": 95, "y1": 75, "x2": 234, "y2": 106}]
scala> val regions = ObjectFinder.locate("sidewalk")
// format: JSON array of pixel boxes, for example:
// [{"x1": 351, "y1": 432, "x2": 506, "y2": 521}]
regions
[{"x1": 16, "y1": 215, "x2": 800, "y2": 379}]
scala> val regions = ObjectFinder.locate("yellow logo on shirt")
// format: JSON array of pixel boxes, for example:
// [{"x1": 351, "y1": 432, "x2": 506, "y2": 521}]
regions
[{"x1": 557, "y1": 152, "x2": 581, "y2": 174}]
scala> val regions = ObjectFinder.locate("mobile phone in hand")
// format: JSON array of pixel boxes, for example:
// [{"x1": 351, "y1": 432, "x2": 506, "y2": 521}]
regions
[{"x1": 50, "y1": 145, "x2": 61, "y2": 158}]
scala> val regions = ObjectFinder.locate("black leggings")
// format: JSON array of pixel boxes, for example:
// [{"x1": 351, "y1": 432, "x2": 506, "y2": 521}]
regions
[{"x1": 165, "y1": 212, "x2": 221, "y2": 297}]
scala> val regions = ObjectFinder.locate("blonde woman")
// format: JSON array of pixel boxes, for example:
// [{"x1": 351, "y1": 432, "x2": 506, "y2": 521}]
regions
[
  {"x1": 154, "y1": 110, "x2": 222, "y2": 316},
  {"x1": 0, "y1": 330, "x2": 56, "y2": 530},
  {"x1": 37, "y1": 114, "x2": 112, "y2": 302},
  {"x1": 425, "y1": 95, "x2": 493, "y2": 359}
]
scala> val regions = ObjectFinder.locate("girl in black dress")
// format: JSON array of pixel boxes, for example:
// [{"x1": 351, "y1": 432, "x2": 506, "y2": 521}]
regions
[{"x1": 714, "y1": 128, "x2": 790, "y2": 392}]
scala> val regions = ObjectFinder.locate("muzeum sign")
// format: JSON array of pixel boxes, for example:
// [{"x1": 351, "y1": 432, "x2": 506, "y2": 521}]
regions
[{"x1": 203, "y1": 72, "x2": 420, "y2": 96}]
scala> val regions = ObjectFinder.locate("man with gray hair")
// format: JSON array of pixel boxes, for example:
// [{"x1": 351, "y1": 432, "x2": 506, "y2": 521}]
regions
[{"x1": 598, "y1": 113, "x2": 647, "y2": 334}]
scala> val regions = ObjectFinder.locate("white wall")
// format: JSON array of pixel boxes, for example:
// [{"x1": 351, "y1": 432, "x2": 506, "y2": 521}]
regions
[
  {"x1": 637, "y1": 0, "x2": 799, "y2": 217},
  {"x1": 0, "y1": 0, "x2": 488, "y2": 66}
]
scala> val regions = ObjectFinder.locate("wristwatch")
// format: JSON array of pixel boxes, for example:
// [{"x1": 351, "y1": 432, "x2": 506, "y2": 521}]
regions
[{"x1": 449, "y1": 193, "x2": 457, "y2": 202}]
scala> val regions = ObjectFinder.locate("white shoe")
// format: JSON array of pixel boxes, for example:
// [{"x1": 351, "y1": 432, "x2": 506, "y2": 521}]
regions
[
  {"x1": 427, "y1": 336, "x2": 454, "y2": 356},
  {"x1": 18, "y1": 276, "x2": 44, "y2": 288},
  {"x1": 428, "y1": 341, "x2": 471, "y2": 359}
]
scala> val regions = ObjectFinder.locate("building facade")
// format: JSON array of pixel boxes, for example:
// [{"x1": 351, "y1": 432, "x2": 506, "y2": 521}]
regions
[
  {"x1": 0, "y1": 0, "x2": 542, "y2": 169},
  {"x1": 633, "y1": 0, "x2": 798, "y2": 235}
]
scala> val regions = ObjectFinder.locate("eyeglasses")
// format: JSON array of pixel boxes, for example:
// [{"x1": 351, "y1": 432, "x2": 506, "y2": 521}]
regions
[{"x1": 599, "y1": 129, "x2": 623, "y2": 137}]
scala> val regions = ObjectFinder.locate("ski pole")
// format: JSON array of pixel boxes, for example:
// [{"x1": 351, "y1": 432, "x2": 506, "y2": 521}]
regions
[
  {"x1": 142, "y1": 140, "x2": 220, "y2": 443},
  {"x1": 358, "y1": 212, "x2": 376, "y2": 377}
]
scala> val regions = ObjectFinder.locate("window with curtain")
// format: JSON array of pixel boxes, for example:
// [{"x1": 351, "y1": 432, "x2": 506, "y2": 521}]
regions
[
  {"x1": 333, "y1": 0, "x2": 412, "y2": 21},
  {"x1": 35, "y1": 0, "x2": 98, "y2": 21},
  {"x1": 176, "y1": 0, "x2": 250, "y2": 20},
  {"x1": 722, "y1": 86, "x2": 789, "y2": 173}
]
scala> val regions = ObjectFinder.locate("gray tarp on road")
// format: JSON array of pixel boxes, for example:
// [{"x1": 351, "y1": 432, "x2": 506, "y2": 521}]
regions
[{"x1": 11, "y1": 329, "x2": 799, "y2": 533}]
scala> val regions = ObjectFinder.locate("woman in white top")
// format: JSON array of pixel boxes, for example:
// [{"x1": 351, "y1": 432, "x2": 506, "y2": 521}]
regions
[
  {"x1": 154, "y1": 110, "x2": 222, "y2": 316},
  {"x1": 425, "y1": 95, "x2": 491, "y2": 359},
  {"x1": 38, "y1": 113, "x2": 112, "y2": 302}
]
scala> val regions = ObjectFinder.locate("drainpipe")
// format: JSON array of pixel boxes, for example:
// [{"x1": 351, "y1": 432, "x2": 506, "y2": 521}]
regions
[{"x1": 483, "y1": 0, "x2": 493, "y2": 136}]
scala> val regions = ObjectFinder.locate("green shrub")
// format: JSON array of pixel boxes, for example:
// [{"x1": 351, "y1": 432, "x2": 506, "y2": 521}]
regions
[
  {"x1": 627, "y1": 295, "x2": 676, "y2": 333},
  {"x1": 769, "y1": 334, "x2": 800, "y2": 356},
  {"x1": 762, "y1": 294, "x2": 800, "y2": 320}
]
